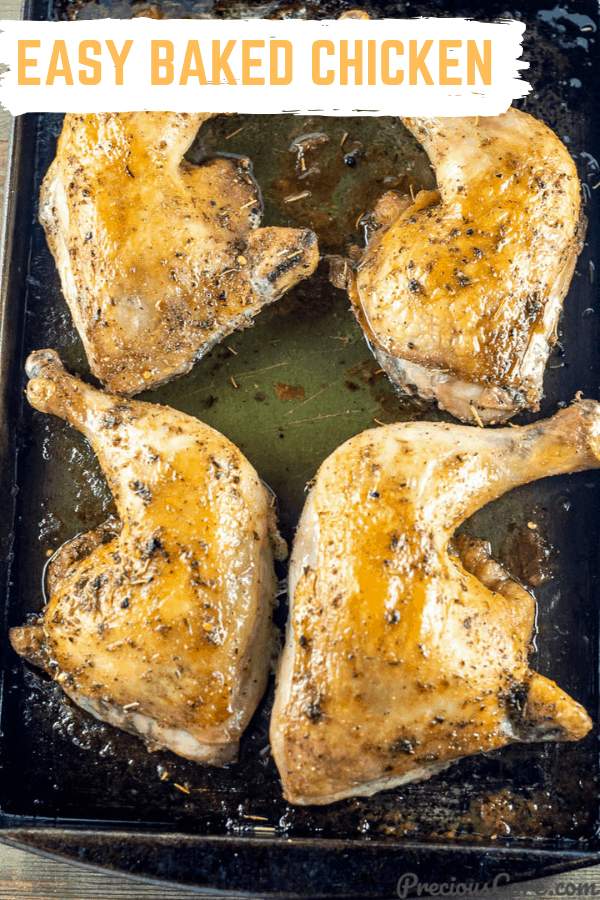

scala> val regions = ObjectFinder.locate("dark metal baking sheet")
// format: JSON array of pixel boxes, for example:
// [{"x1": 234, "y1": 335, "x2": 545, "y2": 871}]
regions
[{"x1": 1, "y1": 0, "x2": 600, "y2": 896}]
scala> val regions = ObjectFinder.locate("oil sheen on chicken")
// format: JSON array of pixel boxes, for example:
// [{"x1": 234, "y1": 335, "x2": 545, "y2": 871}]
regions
[
  {"x1": 270, "y1": 402, "x2": 598, "y2": 804},
  {"x1": 332, "y1": 110, "x2": 585, "y2": 425},
  {"x1": 40, "y1": 112, "x2": 319, "y2": 396},
  {"x1": 10, "y1": 349, "x2": 287, "y2": 765}
]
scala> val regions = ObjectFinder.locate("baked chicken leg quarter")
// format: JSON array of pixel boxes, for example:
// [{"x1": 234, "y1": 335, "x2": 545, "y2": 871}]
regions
[
  {"x1": 40, "y1": 113, "x2": 318, "y2": 395},
  {"x1": 271, "y1": 402, "x2": 598, "y2": 804},
  {"x1": 336, "y1": 110, "x2": 584, "y2": 424},
  {"x1": 10, "y1": 350, "x2": 286, "y2": 764}
]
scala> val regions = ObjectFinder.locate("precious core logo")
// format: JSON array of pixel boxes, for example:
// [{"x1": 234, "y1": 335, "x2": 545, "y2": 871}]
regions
[{"x1": 397, "y1": 873, "x2": 511, "y2": 898}]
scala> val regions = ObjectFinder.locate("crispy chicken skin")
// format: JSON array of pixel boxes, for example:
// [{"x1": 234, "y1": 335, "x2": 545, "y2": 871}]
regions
[
  {"x1": 270, "y1": 402, "x2": 598, "y2": 805},
  {"x1": 40, "y1": 112, "x2": 318, "y2": 395},
  {"x1": 333, "y1": 110, "x2": 585, "y2": 424},
  {"x1": 10, "y1": 349, "x2": 286, "y2": 764}
]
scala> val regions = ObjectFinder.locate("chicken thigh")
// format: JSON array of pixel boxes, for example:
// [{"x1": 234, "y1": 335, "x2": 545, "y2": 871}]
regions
[
  {"x1": 333, "y1": 110, "x2": 584, "y2": 424},
  {"x1": 10, "y1": 349, "x2": 286, "y2": 764},
  {"x1": 270, "y1": 402, "x2": 598, "y2": 804},
  {"x1": 40, "y1": 112, "x2": 318, "y2": 395}
]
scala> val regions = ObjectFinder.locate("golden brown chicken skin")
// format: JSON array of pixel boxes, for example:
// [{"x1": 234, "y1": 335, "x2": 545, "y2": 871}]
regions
[
  {"x1": 10, "y1": 349, "x2": 286, "y2": 764},
  {"x1": 40, "y1": 112, "x2": 318, "y2": 395},
  {"x1": 270, "y1": 402, "x2": 598, "y2": 804},
  {"x1": 335, "y1": 110, "x2": 585, "y2": 424}
]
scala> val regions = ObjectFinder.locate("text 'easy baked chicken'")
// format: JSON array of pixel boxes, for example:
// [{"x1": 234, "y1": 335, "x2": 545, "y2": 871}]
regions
[
  {"x1": 333, "y1": 110, "x2": 585, "y2": 424},
  {"x1": 41, "y1": 112, "x2": 318, "y2": 395},
  {"x1": 271, "y1": 403, "x2": 598, "y2": 804},
  {"x1": 11, "y1": 349, "x2": 286, "y2": 764}
]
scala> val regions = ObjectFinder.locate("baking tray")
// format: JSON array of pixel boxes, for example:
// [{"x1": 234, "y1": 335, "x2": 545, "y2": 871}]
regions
[{"x1": 1, "y1": 0, "x2": 600, "y2": 896}]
